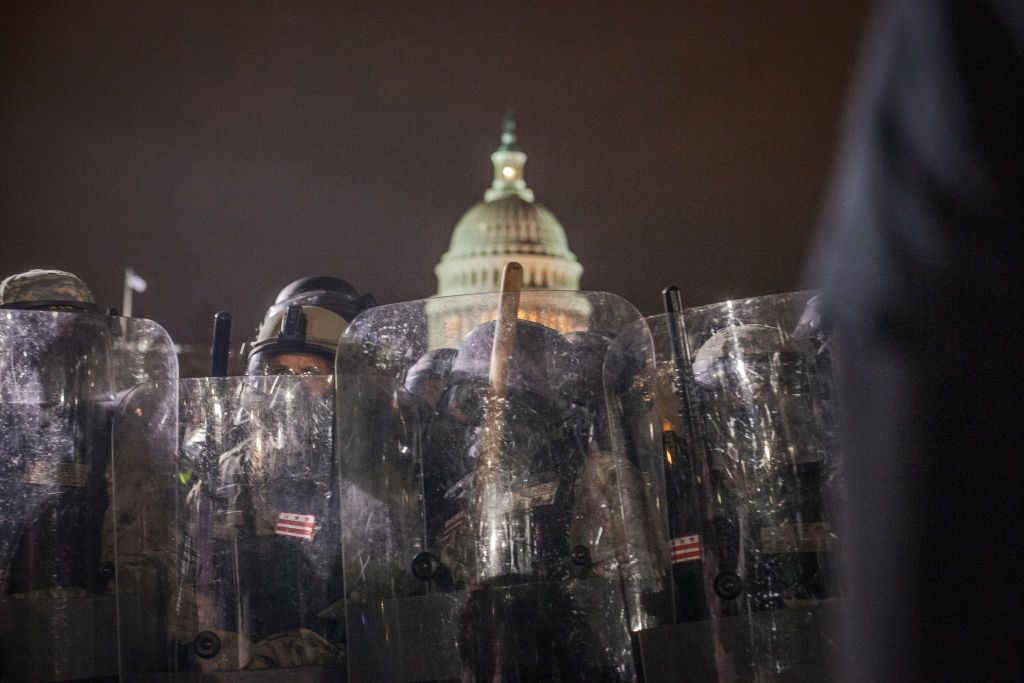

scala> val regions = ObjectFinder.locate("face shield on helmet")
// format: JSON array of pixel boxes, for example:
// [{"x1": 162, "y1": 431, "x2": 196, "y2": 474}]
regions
[{"x1": 237, "y1": 374, "x2": 336, "y2": 484}]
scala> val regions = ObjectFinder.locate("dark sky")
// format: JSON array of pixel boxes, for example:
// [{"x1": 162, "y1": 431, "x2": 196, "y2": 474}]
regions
[{"x1": 1, "y1": 1, "x2": 869, "y2": 346}]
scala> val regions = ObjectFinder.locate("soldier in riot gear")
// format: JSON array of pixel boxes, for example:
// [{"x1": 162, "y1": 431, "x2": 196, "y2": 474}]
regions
[
  {"x1": 420, "y1": 318, "x2": 655, "y2": 681},
  {"x1": 245, "y1": 275, "x2": 376, "y2": 379},
  {"x1": 686, "y1": 319, "x2": 836, "y2": 679},
  {"x1": 1, "y1": 269, "x2": 105, "y2": 596},
  {"x1": 564, "y1": 330, "x2": 669, "y2": 635},
  {"x1": 336, "y1": 289, "x2": 663, "y2": 682},
  {"x1": 693, "y1": 323, "x2": 831, "y2": 609},
  {"x1": 1, "y1": 268, "x2": 177, "y2": 679},
  {"x1": 172, "y1": 275, "x2": 373, "y2": 672},
  {"x1": 432, "y1": 320, "x2": 584, "y2": 586}
]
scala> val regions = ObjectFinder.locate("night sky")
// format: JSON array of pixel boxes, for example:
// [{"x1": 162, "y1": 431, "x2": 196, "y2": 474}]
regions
[{"x1": 1, "y1": 2, "x2": 869, "y2": 347}]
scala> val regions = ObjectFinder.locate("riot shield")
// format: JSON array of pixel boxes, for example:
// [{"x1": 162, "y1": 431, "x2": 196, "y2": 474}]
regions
[
  {"x1": 112, "y1": 375, "x2": 346, "y2": 680},
  {"x1": 0, "y1": 308, "x2": 177, "y2": 680},
  {"x1": 336, "y1": 290, "x2": 670, "y2": 682},
  {"x1": 604, "y1": 291, "x2": 840, "y2": 681}
]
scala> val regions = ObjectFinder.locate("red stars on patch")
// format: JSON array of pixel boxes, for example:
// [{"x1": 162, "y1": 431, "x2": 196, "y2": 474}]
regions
[{"x1": 670, "y1": 534, "x2": 701, "y2": 564}]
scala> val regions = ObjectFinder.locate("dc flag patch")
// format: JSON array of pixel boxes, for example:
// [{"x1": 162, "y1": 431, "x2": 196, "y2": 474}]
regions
[
  {"x1": 443, "y1": 511, "x2": 465, "y2": 544},
  {"x1": 670, "y1": 534, "x2": 701, "y2": 564},
  {"x1": 276, "y1": 512, "x2": 317, "y2": 541}
]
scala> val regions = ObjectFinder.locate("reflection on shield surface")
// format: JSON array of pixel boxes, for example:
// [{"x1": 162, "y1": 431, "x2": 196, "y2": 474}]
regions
[
  {"x1": 336, "y1": 290, "x2": 673, "y2": 682},
  {"x1": 0, "y1": 309, "x2": 176, "y2": 680},
  {"x1": 76, "y1": 288, "x2": 840, "y2": 682}
]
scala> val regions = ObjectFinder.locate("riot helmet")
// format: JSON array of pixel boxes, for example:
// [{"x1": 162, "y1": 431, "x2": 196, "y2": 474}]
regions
[
  {"x1": 244, "y1": 275, "x2": 374, "y2": 379},
  {"x1": 692, "y1": 323, "x2": 802, "y2": 397},
  {"x1": 0, "y1": 269, "x2": 97, "y2": 312},
  {"x1": 245, "y1": 304, "x2": 345, "y2": 378},
  {"x1": 692, "y1": 322, "x2": 824, "y2": 482},
  {"x1": 266, "y1": 275, "x2": 375, "y2": 323},
  {"x1": 404, "y1": 348, "x2": 457, "y2": 410},
  {"x1": 0, "y1": 269, "x2": 109, "y2": 405},
  {"x1": 443, "y1": 319, "x2": 582, "y2": 425}
]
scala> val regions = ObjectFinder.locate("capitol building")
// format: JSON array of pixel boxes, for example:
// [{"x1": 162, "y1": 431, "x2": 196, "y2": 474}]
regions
[{"x1": 427, "y1": 117, "x2": 588, "y2": 347}]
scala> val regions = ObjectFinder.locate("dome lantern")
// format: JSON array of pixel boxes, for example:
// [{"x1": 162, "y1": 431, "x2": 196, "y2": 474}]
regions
[{"x1": 486, "y1": 114, "x2": 534, "y2": 202}]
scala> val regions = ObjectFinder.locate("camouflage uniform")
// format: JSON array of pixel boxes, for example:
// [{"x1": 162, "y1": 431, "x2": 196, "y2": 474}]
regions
[
  {"x1": 167, "y1": 278, "x2": 371, "y2": 672},
  {"x1": 1, "y1": 270, "x2": 104, "y2": 595},
  {"x1": 1, "y1": 269, "x2": 178, "y2": 679}
]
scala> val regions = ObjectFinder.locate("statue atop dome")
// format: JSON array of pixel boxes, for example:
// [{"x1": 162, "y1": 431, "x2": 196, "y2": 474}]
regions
[{"x1": 498, "y1": 110, "x2": 519, "y2": 151}]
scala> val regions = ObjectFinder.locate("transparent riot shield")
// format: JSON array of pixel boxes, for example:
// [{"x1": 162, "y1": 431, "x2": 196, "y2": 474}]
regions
[
  {"x1": 604, "y1": 291, "x2": 840, "y2": 681},
  {"x1": 0, "y1": 308, "x2": 177, "y2": 680},
  {"x1": 336, "y1": 290, "x2": 670, "y2": 682},
  {"x1": 113, "y1": 375, "x2": 346, "y2": 680}
]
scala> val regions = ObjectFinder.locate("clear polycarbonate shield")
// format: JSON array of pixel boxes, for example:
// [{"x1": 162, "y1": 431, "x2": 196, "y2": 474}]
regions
[
  {"x1": 112, "y1": 376, "x2": 345, "y2": 679},
  {"x1": 0, "y1": 309, "x2": 177, "y2": 681},
  {"x1": 604, "y1": 291, "x2": 839, "y2": 681},
  {"x1": 336, "y1": 290, "x2": 669, "y2": 682}
]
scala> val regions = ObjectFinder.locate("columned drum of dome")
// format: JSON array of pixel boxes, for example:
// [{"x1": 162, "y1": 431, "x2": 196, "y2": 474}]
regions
[{"x1": 430, "y1": 117, "x2": 585, "y2": 347}]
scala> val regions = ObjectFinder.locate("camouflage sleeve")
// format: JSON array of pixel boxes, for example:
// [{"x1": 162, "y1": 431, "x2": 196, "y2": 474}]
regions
[{"x1": 246, "y1": 627, "x2": 345, "y2": 669}]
